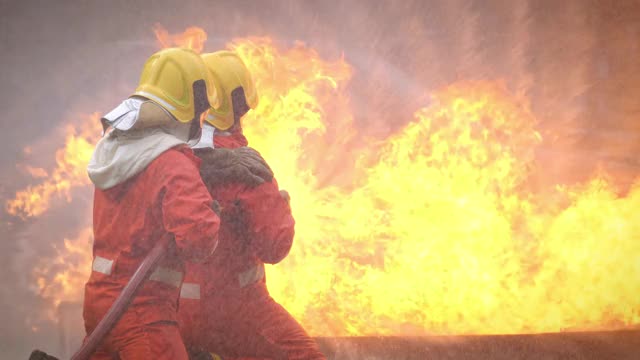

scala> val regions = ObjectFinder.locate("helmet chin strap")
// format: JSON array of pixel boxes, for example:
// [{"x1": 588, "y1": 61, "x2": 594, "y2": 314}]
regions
[{"x1": 191, "y1": 123, "x2": 216, "y2": 149}]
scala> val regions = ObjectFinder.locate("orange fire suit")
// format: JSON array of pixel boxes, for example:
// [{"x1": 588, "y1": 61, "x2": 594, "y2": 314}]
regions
[
  {"x1": 83, "y1": 146, "x2": 220, "y2": 360},
  {"x1": 179, "y1": 129, "x2": 325, "y2": 360}
]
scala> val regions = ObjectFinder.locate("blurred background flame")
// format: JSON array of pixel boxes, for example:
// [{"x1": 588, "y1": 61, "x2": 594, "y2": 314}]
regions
[{"x1": 1, "y1": 1, "x2": 639, "y2": 357}]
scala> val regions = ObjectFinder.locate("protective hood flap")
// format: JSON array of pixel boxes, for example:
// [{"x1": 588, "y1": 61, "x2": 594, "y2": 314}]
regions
[{"x1": 102, "y1": 98, "x2": 144, "y2": 131}]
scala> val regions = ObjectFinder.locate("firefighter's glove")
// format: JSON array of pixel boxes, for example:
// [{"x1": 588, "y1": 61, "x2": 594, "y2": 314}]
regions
[{"x1": 195, "y1": 147, "x2": 274, "y2": 188}]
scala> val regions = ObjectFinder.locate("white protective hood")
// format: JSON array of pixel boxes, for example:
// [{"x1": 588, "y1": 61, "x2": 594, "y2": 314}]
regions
[
  {"x1": 87, "y1": 98, "x2": 194, "y2": 190},
  {"x1": 191, "y1": 123, "x2": 216, "y2": 149}
]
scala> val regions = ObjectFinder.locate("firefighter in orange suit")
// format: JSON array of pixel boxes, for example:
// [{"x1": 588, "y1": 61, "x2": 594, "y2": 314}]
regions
[
  {"x1": 83, "y1": 48, "x2": 221, "y2": 360},
  {"x1": 179, "y1": 51, "x2": 326, "y2": 360}
]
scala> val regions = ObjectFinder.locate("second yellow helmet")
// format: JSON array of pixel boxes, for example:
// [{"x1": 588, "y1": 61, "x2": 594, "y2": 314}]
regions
[{"x1": 201, "y1": 51, "x2": 258, "y2": 130}]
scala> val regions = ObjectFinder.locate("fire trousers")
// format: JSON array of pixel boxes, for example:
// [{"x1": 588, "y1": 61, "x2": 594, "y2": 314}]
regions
[
  {"x1": 186, "y1": 290, "x2": 325, "y2": 360},
  {"x1": 88, "y1": 311, "x2": 188, "y2": 360}
]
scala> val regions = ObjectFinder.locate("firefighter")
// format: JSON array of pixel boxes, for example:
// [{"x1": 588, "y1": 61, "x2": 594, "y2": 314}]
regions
[
  {"x1": 83, "y1": 47, "x2": 221, "y2": 360},
  {"x1": 179, "y1": 51, "x2": 326, "y2": 360}
]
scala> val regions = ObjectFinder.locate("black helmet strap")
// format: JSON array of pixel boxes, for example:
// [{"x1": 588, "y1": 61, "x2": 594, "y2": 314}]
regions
[
  {"x1": 231, "y1": 87, "x2": 250, "y2": 123},
  {"x1": 188, "y1": 79, "x2": 211, "y2": 140}
]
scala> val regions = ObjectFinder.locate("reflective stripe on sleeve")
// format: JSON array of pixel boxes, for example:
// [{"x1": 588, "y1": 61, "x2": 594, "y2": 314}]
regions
[
  {"x1": 92, "y1": 256, "x2": 183, "y2": 288},
  {"x1": 92, "y1": 256, "x2": 114, "y2": 275},
  {"x1": 149, "y1": 267, "x2": 183, "y2": 288},
  {"x1": 180, "y1": 283, "x2": 201, "y2": 300}
]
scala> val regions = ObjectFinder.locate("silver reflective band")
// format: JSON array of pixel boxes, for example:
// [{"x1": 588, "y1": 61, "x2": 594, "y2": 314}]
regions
[
  {"x1": 180, "y1": 283, "x2": 201, "y2": 300},
  {"x1": 134, "y1": 91, "x2": 177, "y2": 111},
  {"x1": 238, "y1": 265, "x2": 265, "y2": 288},
  {"x1": 149, "y1": 267, "x2": 183, "y2": 288},
  {"x1": 92, "y1": 256, "x2": 114, "y2": 275},
  {"x1": 92, "y1": 256, "x2": 182, "y2": 288}
]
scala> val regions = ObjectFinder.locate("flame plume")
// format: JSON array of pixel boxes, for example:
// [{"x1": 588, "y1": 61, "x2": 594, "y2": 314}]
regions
[{"x1": 234, "y1": 41, "x2": 640, "y2": 335}]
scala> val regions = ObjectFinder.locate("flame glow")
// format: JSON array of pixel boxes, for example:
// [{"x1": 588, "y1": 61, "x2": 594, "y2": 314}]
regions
[
  {"x1": 153, "y1": 24, "x2": 207, "y2": 54},
  {"x1": 8, "y1": 27, "x2": 639, "y2": 335},
  {"x1": 33, "y1": 227, "x2": 93, "y2": 322},
  {"x1": 6, "y1": 114, "x2": 101, "y2": 218},
  {"x1": 234, "y1": 39, "x2": 640, "y2": 335}
]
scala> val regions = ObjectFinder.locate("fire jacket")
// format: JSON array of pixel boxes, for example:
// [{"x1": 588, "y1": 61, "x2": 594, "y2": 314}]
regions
[
  {"x1": 179, "y1": 130, "x2": 295, "y2": 346},
  {"x1": 84, "y1": 146, "x2": 220, "y2": 330}
]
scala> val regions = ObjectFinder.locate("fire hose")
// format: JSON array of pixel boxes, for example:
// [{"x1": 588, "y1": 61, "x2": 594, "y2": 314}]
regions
[{"x1": 29, "y1": 239, "x2": 169, "y2": 360}]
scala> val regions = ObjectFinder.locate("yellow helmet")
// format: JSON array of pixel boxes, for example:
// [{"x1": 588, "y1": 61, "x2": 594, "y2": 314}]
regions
[
  {"x1": 201, "y1": 51, "x2": 258, "y2": 130},
  {"x1": 132, "y1": 47, "x2": 218, "y2": 124}
]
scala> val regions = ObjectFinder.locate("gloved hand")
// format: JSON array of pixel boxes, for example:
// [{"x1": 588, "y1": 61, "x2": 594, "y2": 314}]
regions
[{"x1": 194, "y1": 147, "x2": 274, "y2": 188}]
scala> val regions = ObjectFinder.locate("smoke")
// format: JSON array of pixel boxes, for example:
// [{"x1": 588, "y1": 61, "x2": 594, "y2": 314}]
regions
[{"x1": 1, "y1": 0, "x2": 639, "y2": 357}]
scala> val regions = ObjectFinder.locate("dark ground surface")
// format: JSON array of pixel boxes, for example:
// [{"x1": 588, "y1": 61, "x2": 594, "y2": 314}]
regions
[
  {"x1": 315, "y1": 330, "x2": 640, "y2": 359},
  {"x1": 27, "y1": 329, "x2": 640, "y2": 359}
]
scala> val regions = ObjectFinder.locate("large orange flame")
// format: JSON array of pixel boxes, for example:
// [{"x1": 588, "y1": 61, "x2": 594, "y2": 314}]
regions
[
  {"x1": 234, "y1": 39, "x2": 640, "y2": 336},
  {"x1": 8, "y1": 27, "x2": 640, "y2": 335}
]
